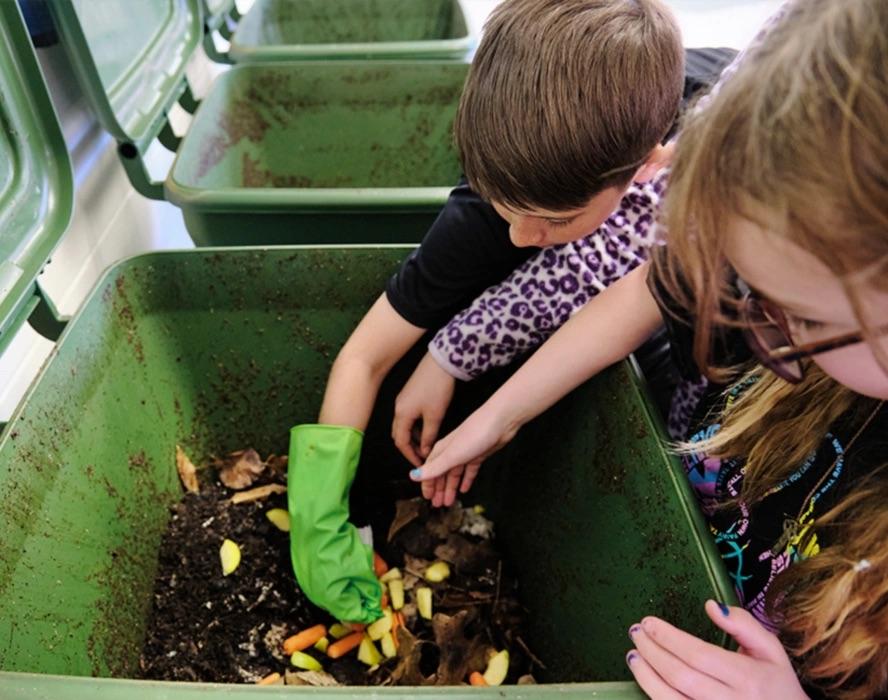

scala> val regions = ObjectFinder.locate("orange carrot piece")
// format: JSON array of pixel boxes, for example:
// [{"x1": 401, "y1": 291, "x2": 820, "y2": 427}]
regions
[
  {"x1": 349, "y1": 622, "x2": 366, "y2": 632},
  {"x1": 282, "y1": 624, "x2": 327, "y2": 655},
  {"x1": 257, "y1": 672, "x2": 282, "y2": 685},
  {"x1": 326, "y1": 631, "x2": 364, "y2": 659},
  {"x1": 374, "y1": 551, "x2": 389, "y2": 578},
  {"x1": 381, "y1": 592, "x2": 390, "y2": 610},
  {"x1": 469, "y1": 672, "x2": 489, "y2": 686},
  {"x1": 390, "y1": 613, "x2": 401, "y2": 649},
  {"x1": 395, "y1": 612, "x2": 406, "y2": 628}
]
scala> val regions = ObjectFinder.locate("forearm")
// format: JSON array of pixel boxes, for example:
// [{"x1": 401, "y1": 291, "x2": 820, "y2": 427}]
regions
[
  {"x1": 317, "y1": 354, "x2": 389, "y2": 431},
  {"x1": 430, "y1": 178, "x2": 664, "y2": 381},
  {"x1": 316, "y1": 294, "x2": 425, "y2": 431},
  {"x1": 475, "y1": 263, "x2": 663, "y2": 433}
]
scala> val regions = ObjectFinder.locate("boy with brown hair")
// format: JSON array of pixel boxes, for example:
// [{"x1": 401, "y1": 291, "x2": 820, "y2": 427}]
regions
[
  {"x1": 288, "y1": 0, "x2": 731, "y2": 622},
  {"x1": 320, "y1": 0, "x2": 683, "y2": 435}
]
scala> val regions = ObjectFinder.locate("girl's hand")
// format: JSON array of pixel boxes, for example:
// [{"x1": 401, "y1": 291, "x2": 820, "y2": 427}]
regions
[
  {"x1": 627, "y1": 600, "x2": 809, "y2": 700},
  {"x1": 409, "y1": 408, "x2": 519, "y2": 507},
  {"x1": 391, "y1": 352, "x2": 456, "y2": 467}
]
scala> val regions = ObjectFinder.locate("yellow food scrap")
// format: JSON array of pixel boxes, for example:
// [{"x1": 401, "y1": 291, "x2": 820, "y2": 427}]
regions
[
  {"x1": 367, "y1": 609, "x2": 393, "y2": 641},
  {"x1": 424, "y1": 561, "x2": 451, "y2": 583},
  {"x1": 388, "y1": 578, "x2": 405, "y2": 610},
  {"x1": 290, "y1": 651, "x2": 323, "y2": 671},
  {"x1": 379, "y1": 567, "x2": 402, "y2": 583},
  {"x1": 483, "y1": 650, "x2": 510, "y2": 686},
  {"x1": 357, "y1": 636, "x2": 383, "y2": 666},
  {"x1": 219, "y1": 539, "x2": 241, "y2": 576},
  {"x1": 329, "y1": 623, "x2": 351, "y2": 639},
  {"x1": 416, "y1": 587, "x2": 433, "y2": 620},
  {"x1": 380, "y1": 632, "x2": 397, "y2": 659},
  {"x1": 265, "y1": 508, "x2": 291, "y2": 532}
]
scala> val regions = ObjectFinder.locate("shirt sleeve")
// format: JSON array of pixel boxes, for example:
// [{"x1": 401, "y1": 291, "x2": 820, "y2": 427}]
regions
[
  {"x1": 384, "y1": 179, "x2": 535, "y2": 330},
  {"x1": 430, "y1": 175, "x2": 667, "y2": 380}
]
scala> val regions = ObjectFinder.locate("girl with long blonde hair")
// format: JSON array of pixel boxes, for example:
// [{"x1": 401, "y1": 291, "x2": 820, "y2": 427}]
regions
[{"x1": 409, "y1": 0, "x2": 888, "y2": 696}]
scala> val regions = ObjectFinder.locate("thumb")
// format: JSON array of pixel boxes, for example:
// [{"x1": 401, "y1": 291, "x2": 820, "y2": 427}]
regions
[
  {"x1": 420, "y1": 413, "x2": 443, "y2": 458},
  {"x1": 409, "y1": 452, "x2": 458, "y2": 482},
  {"x1": 705, "y1": 600, "x2": 786, "y2": 662}
]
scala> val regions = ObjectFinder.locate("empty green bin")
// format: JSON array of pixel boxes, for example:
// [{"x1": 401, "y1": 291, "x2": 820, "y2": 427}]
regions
[
  {"x1": 164, "y1": 62, "x2": 468, "y2": 246},
  {"x1": 227, "y1": 0, "x2": 474, "y2": 63},
  {"x1": 0, "y1": 246, "x2": 733, "y2": 698}
]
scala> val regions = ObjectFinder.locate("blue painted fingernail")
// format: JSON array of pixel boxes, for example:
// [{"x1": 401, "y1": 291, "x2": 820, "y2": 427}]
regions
[
  {"x1": 626, "y1": 651, "x2": 638, "y2": 666},
  {"x1": 629, "y1": 625, "x2": 641, "y2": 638},
  {"x1": 717, "y1": 601, "x2": 730, "y2": 616},
  {"x1": 410, "y1": 469, "x2": 422, "y2": 480}
]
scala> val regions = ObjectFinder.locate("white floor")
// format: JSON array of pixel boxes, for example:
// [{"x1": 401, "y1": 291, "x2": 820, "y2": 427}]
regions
[{"x1": 0, "y1": 0, "x2": 782, "y2": 422}]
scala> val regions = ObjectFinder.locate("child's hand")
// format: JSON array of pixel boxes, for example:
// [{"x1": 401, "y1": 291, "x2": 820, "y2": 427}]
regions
[
  {"x1": 627, "y1": 600, "x2": 809, "y2": 700},
  {"x1": 392, "y1": 352, "x2": 456, "y2": 467},
  {"x1": 409, "y1": 407, "x2": 520, "y2": 507}
]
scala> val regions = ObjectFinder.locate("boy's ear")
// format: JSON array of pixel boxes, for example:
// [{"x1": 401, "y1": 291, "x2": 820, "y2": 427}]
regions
[{"x1": 634, "y1": 142, "x2": 675, "y2": 183}]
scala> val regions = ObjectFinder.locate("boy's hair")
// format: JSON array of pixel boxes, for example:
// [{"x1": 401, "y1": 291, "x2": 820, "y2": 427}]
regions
[
  {"x1": 455, "y1": 0, "x2": 684, "y2": 212},
  {"x1": 656, "y1": 0, "x2": 888, "y2": 697}
]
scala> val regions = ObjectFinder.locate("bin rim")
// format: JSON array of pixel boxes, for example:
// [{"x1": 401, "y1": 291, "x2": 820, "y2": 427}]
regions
[
  {"x1": 163, "y1": 180, "x2": 457, "y2": 211},
  {"x1": 228, "y1": 37, "x2": 475, "y2": 64},
  {"x1": 0, "y1": 670, "x2": 648, "y2": 697},
  {"x1": 227, "y1": 0, "x2": 474, "y2": 63},
  {"x1": 626, "y1": 355, "x2": 738, "y2": 611}
]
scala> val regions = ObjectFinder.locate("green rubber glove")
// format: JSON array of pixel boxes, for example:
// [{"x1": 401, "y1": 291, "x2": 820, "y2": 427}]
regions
[{"x1": 288, "y1": 424, "x2": 382, "y2": 624}]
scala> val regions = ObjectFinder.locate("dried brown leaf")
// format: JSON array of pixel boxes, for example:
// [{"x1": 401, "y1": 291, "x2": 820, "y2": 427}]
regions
[
  {"x1": 434, "y1": 534, "x2": 498, "y2": 574},
  {"x1": 266, "y1": 453, "x2": 288, "y2": 473},
  {"x1": 403, "y1": 554, "x2": 432, "y2": 578},
  {"x1": 402, "y1": 572, "x2": 420, "y2": 592},
  {"x1": 431, "y1": 610, "x2": 489, "y2": 685},
  {"x1": 175, "y1": 445, "x2": 200, "y2": 493},
  {"x1": 284, "y1": 670, "x2": 340, "y2": 686},
  {"x1": 390, "y1": 627, "x2": 433, "y2": 686},
  {"x1": 229, "y1": 483, "x2": 287, "y2": 504},
  {"x1": 387, "y1": 498, "x2": 427, "y2": 542},
  {"x1": 218, "y1": 448, "x2": 265, "y2": 490},
  {"x1": 427, "y1": 505, "x2": 464, "y2": 540}
]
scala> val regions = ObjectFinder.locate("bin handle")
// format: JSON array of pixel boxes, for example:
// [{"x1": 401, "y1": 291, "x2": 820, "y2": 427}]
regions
[{"x1": 200, "y1": 3, "x2": 239, "y2": 65}]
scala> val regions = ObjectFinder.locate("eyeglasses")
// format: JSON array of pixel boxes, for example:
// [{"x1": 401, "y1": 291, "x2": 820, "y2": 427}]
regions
[{"x1": 738, "y1": 279, "x2": 888, "y2": 383}]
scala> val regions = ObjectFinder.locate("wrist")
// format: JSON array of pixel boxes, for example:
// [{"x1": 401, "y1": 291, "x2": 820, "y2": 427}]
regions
[{"x1": 427, "y1": 342, "x2": 471, "y2": 381}]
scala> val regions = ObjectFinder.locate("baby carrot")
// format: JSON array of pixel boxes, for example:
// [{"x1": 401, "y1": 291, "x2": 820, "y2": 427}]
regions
[
  {"x1": 257, "y1": 672, "x2": 282, "y2": 685},
  {"x1": 282, "y1": 624, "x2": 327, "y2": 655},
  {"x1": 390, "y1": 611, "x2": 401, "y2": 649},
  {"x1": 374, "y1": 551, "x2": 389, "y2": 578},
  {"x1": 326, "y1": 631, "x2": 364, "y2": 659},
  {"x1": 469, "y1": 671, "x2": 489, "y2": 686}
]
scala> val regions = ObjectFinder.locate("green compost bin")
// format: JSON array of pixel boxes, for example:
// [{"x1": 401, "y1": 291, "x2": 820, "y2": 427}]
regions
[
  {"x1": 48, "y1": 0, "x2": 470, "y2": 247},
  {"x1": 226, "y1": 0, "x2": 473, "y2": 63},
  {"x1": 164, "y1": 61, "x2": 468, "y2": 246},
  {"x1": 0, "y1": 245, "x2": 734, "y2": 698}
]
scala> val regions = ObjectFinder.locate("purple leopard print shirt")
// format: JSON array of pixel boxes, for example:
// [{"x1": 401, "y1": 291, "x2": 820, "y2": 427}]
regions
[{"x1": 428, "y1": 172, "x2": 668, "y2": 381}]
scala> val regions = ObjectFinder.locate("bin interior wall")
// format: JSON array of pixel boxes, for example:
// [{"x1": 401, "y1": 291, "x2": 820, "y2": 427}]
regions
[
  {"x1": 234, "y1": 0, "x2": 468, "y2": 46},
  {"x1": 0, "y1": 249, "x2": 725, "y2": 683},
  {"x1": 172, "y1": 64, "x2": 466, "y2": 190}
]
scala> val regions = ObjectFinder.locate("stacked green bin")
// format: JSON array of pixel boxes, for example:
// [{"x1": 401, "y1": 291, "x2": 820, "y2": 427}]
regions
[
  {"x1": 224, "y1": 0, "x2": 474, "y2": 63},
  {"x1": 49, "y1": 0, "x2": 468, "y2": 246},
  {"x1": 0, "y1": 3, "x2": 736, "y2": 697}
]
